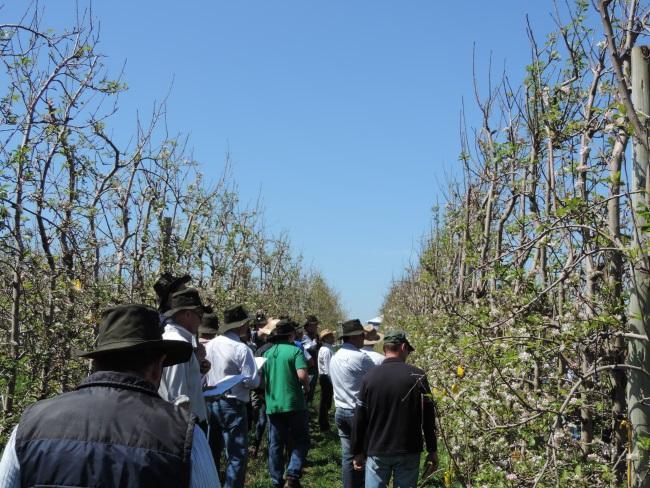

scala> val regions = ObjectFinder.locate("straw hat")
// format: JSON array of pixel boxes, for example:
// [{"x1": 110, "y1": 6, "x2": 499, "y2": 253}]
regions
[
  {"x1": 363, "y1": 325, "x2": 384, "y2": 346},
  {"x1": 258, "y1": 317, "x2": 280, "y2": 336},
  {"x1": 319, "y1": 328, "x2": 335, "y2": 341}
]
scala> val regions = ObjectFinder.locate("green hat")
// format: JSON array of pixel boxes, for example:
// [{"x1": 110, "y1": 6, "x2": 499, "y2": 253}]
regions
[
  {"x1": 338, "y1": 319, "x2": 365, "y2": 338},
  {"x1": 163, "y1": 288, "x2": 204, "y2": 319},
  {"x1": 219, "y1": 305, "x2": 251, "y2": 334},
  {"x1": 199, "y1": 306, "x2": 220, "y2": 335},
  {"x1": 77, "y1": 304, "x2": 193, "y2": 367},
  {"x1": 383, "y1": 330, "x2": 415, "y2": 352}
]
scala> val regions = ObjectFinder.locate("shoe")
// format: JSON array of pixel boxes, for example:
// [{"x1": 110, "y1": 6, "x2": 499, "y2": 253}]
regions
[{"x1": 284, "y1": 476, "x2": 301, "y2": 488}]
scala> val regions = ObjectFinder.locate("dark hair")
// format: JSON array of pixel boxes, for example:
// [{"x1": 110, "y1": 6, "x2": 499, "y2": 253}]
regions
[
  {"x1": 92, "y1": 349, "x2": 165, "y2": 375},
  {"x1": 383, "y1": 343, "x2": 402, "y2": 353}
]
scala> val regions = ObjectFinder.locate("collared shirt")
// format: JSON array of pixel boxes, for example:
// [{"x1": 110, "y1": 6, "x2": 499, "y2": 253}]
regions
[
  {"x1": 0, "y1": 425, "x2": 221, "y2": 488},
  {"x1": 318, "y1": 343, "x2": 335, "y2": 375},
  {"x1": 362, "y1": 346, "x2": 385, "y2": 366},
  {"x1": 329, "y1": 342, "x2": 376, "y2": 410},
  {"x1": 204, "y1": 330, "x2": 260, "y2": 402},
  {"x1": 159, "y1": 320, "x2": 208, "y2": 422}
]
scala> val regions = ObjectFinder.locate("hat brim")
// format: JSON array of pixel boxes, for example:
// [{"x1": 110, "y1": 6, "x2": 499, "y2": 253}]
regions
[
  {"x1": 218, "y1": 317, "x2": 251, "y2": 335},
  {"x1": 199, "y1": 325, "x2": 219, "y2": 335},
  {"x1": 77, "y1": 339, "x2": 193, "y2": 367},
  {"x1": 364, "y1": 332, "x2": 384, "y2": 346},
  {"x1": 163, "y1": 304, "x2": 202, "y2": 319},
  {"x1": 338, "y1": 329, "x2": 365, "y2": 339},
  {"x1": 384, "y1": 340, "x2": 415, "y2": 352}
]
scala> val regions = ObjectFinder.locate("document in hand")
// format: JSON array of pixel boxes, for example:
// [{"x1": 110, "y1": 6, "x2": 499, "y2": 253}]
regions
[{"x1": 203, "y1": 375, "x2": 247, "y2": 398}]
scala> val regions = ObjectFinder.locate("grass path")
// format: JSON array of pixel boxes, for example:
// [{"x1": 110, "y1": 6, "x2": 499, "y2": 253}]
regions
[
  {"x1": 247, "y1": 399, "x2": 342, "y2": 487},
  {"x1": 245, "y1": 394, "x2": 449, "y2": 487}
]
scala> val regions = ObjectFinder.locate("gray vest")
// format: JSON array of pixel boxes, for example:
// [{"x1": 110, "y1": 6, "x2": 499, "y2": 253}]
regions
[{"x1": 16, "y1": 371, "x2": 194, "y2": 488}]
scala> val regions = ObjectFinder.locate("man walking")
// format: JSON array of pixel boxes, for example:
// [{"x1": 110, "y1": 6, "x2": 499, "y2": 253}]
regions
[
  {"x1": 0, "y1": 304, "x2": 219, "y2": 487},
  {"x1": 352, "y1": 331, "x2": 438, "y2": 488},
  {"x1": 317, "y1": 328, "x2": 336, "y2": 431},
  {"x1": 158, "y1": 288, "x2": 209, "y2": 429},
  {"x1": 263, "y1": 319, "x2": 311, "y2": 488},
  {"x1": 329, "y1": 319, "x2": 376, "y2": 488},
  {"x1": 204, "y1": 305, "x2": 260, "y2": 488}
]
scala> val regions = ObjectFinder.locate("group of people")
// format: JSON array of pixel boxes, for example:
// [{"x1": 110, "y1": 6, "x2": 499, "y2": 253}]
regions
[{"x1": 0, "y1": 272, "x2": 439, "y2": 488}]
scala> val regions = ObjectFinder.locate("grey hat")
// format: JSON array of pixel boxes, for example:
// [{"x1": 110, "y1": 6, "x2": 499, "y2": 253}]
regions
[{"x1": 338, "y1": 319, "x2": 365, "y2": 338}]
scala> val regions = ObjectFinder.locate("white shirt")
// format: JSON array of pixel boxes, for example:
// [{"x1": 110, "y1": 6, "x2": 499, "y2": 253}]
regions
[
  {"x1": 362, "y1": 346, "x2": 385, "y2": 366},
  {"x1": 0, "y1": 425, "x2": 220, "y2": 488},
  {"x1": 204, "y1": 330, "x2": 260, "y2": 402},
  {"x1": 159, "y1": 321, "x2": 208, "y2": 422},
  {"x1": 329, "y1": 342, "x2": 376, "y2": 410},
  {"x1": 318, "y1": 343, "x2": 335, "y2": 375}
]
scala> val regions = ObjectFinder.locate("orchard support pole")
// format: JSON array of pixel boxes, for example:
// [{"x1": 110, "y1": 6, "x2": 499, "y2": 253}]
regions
[{"x1": 629, "y1": 45, "x2": 650, "y2": 488}]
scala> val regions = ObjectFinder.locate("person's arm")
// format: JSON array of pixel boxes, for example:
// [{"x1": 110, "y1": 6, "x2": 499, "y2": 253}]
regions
[
  {"x1": 351, "y1": 378, "x2": 369, "y2": 470},
  {"x1": 241, "y1": 345, "x2": 260, "y2": 389},
  {"x1": 0, "y1": 426, "x2": 21, "y2": 488},
  {"x1": 296, "y1": 368, "x2": 309, "y2": 394},
  {"x1": 190, "y1": 425, "x2": 221, "y2": 488},
  {"x1": 420, "y1": 375, "x2": 438, "y2": 474},
  {"x1": 295, "y1": 349, "x2": 310, "y2": 394}
]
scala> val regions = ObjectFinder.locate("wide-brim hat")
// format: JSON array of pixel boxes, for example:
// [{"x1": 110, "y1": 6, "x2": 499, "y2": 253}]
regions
[
  {"x1": 338, "y1": 319, "x2": 365, "y2": 339},
  {"x1": 304, "y1": 315, "x2": 319, "y2": 327},
  {"x1": 268, "y1": 319, "x2": 297, "y2": 342},
  {"x1": 199, "y1": 306, "x2": 220, "y2": 335},
  {"x1": 319, "y1": 328, "x2": 335, "y2": 341},
  {"x1": 163, "y1": 288, "x2": 204, "y2": 318},
  {"x1": 77, "y1": 304, "x2": 192, "y2": 367},
  {"x1": 219, "y1": 304, "x2": 251, "y2": 334},
  {"x1": 154, "y1": 273, "x2": 192, "y2": 312},
  {"x1": 363, "y1": 325, "x2": 384, "y2": 346}
]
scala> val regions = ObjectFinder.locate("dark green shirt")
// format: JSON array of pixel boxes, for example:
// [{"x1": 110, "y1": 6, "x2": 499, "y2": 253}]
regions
[{"x1": 263, "y1": 343, "x2": 308, "y2": 414}]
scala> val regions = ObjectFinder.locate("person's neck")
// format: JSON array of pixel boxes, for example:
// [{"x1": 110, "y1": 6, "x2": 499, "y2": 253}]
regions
[{"x1": 384, "y1": 353, "x2": 405, "y2": 362}]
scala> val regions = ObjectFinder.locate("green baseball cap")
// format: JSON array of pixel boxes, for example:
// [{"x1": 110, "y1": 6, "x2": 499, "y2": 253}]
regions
[{"x1": 383, "y1": 330, "x2": 415, "y2": 352}]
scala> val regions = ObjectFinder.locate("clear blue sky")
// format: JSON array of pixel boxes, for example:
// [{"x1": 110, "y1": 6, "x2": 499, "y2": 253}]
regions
[{"x1": 5, "y1": 1, "x2": 560, "y2": 322}]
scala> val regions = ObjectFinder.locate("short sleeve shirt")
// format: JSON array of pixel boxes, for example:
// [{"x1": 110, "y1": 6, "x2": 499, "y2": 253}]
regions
[{"x1": 263, "y1": 343, "x2": 308, "y2": 414}]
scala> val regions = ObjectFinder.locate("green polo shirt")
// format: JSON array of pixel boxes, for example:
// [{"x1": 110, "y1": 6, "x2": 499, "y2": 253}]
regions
[{"x1": 263, "y1": 342, "x2": 308, "y2": 414}]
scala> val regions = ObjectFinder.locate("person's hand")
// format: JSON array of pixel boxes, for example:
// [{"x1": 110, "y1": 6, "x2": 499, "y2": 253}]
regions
[
  {"x1": 200, "y1": 358, "x2": 211, "y2": 375},
  {"x1": 422, "y1": 451, "x2": 438, "y2": 479},
  {"x1": 353, "y1": 453, "x2": 365, "y2": 471}
]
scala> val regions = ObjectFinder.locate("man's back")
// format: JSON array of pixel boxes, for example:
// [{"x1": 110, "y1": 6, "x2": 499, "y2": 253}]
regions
[
  {"x1": 15, "y1": 371, "x2": 194, "y2": 488},
  {"x1": 263, "y1": 343, "x2": 308, "y2": 414},
  {"x1": 354, "y1": 358, "x2": 436, "y2": 456}
]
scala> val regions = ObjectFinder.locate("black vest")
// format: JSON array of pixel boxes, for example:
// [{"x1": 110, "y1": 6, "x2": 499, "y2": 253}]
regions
[{"x1": 16, "y1": 371, "x2": 195, "y2": 488}]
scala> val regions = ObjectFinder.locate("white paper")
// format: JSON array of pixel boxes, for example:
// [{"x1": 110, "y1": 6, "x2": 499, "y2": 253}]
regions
[
  {"x1": 255, "y1": 356, "x2": 267, "y2": 369},
  {"x1": 203, "y1": 374, "x2": 247, "y2": 398}
]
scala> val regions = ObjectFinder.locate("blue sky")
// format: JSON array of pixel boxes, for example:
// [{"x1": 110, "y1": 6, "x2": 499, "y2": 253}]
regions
[{"x1": 5, "y1": 1, "x2": 560, "y2": 322}]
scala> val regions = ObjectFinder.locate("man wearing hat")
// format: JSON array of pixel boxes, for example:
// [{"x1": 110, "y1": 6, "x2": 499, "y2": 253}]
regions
[
  {"x1": 351, "y1": 331, "x2": 438, "y2": 488},
  {"x1": 361, "y1": 325, "x2": 385, "y2": 366},
  {"x1": 262, "y1": 319, "x2": 311, "y2": 488},
  {"x1": 204, "y1": 305, "x2": 260, "y2": 488},
  {"x1": 158, "y1": 288, "x2": 209, "y2": 429},
  {"x1": 317, "y1": 328, "x2": 336, "y2": 432},
  {"x1": 329, "y1": 319, "x2": 377, "y2": 488},
  {"x1": 154, "y1": 272, "x2": 192, "y2": 313},
  {"x1": 0, "y1": 304, "x2": 219, "y2": 488},
  {"x1": 197, "y1": 306, "x2": 220, "y2": 378}
]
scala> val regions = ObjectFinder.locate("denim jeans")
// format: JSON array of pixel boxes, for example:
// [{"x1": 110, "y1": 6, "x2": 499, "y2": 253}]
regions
[
  {"x1": 207, "y1": 398, "x2": 248, "y2": 488},
  {"x1": 365, "y1": 453, "x2": 421, "y2": 488},
  {"x1": 335, "y1": 407, "x2": 364, "y2": 488},
  {"x1": 267, "y1": 410, "x2": 310, "y2": 487}
]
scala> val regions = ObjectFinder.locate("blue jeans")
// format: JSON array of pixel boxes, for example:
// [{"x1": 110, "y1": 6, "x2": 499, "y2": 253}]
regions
[
  {"x1": 207, "y1": 398, "x2": 248, "y2": 488},
  {"x1": 365, "y1": 454, "x2": 421, "y2": 488},
  {"x1": 267, "y1": 410, "x2": 310, "y2": 487},
  {"x1": 335, "y1": 408, "x2": 364, "y2": 488}
]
